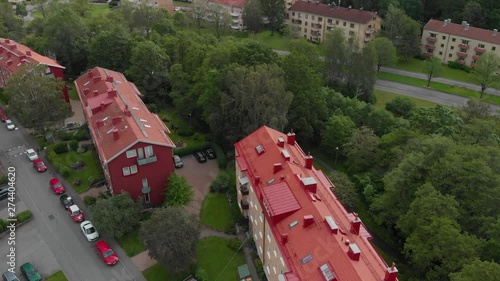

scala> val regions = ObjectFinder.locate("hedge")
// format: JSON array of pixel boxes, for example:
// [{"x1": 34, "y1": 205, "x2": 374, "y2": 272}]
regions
[
  {"x1": 174, "y1": 142, "x2": 211, "y2": 156},
  {"x1": 0, "y1": 219, "x2": 7, "y2": 232},
  {"x1": 53, "y1": 142, "x2": 69, "y2": 154},
  {"x1": 226, "y1": 238, "x2": 242, "y2": 251},
  {"x1": 211, "y1": 143, "x2": 227, "y2": 168},
  {"x1": 16, "y1": 210, "x2": 33, "y2": 223},
  {"x1": 210, "y1": 171, "x2": 230, "y2": 193},
  {"x1": 69, "y1": 139, "x2": 79, "y2": 151}
]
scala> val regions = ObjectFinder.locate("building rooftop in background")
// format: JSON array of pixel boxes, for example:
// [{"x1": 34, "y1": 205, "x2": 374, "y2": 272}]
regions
[
  {"x1": 424, "y1": 19, "x2": 500, "y2": 45},
  {"x1": 235, "y1": 126, "x2": 398, "y2": 281},
  {"x1": 74, "y1": 67, "x2": 175, "y2": 164},
  {"x1": 208, "y1": 0, "x2": 245, "y2": 7},
  {"x1": 289, "y1": 1, "x2": 377, "y2": 24},
  {"x1": 0, "y1": 38, "x2": 65, "y2": 72}
]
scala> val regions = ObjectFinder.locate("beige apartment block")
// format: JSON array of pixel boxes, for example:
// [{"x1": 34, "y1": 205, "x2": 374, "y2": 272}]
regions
[
  {"x1": 193, "y1": 0, "x2": 245, "y2": 30},
  {"x1": 145, "y1": 0, "x2": 174, "y2": 13},
  {"x1": 287, "y1": 1, "x2": 381, "y2": 47},
  {"x1": 422, "y1": 19, "x2": 500, "y2": 67}
]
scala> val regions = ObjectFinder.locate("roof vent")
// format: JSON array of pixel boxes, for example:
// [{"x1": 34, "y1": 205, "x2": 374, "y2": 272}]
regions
[
  {"x1": 256, "y1": 144, "x2": 265, "y2": 155},
  {"x1": 93, "y1": 76, "x2": 101, "y2": 83},
  {"x1": 301, "y1": 177, "x2": 317, "y2": 193},
  {"x1": 277, "y1": 137, "x2": 285, "y2": 147},
  {"x1": 281, "y1": 233, "x2": 288, "y2": 243},
  {"x1": 112, "y1": 116, "x2": 123, "y2": 125},
  {"x1": 93, "y1": 90, "x2": 99, "y2": 97},
  {"x1": 8, "y1": 44, "x2": 16, "y2": 50},
  {"x1": 273, "y1": 163, "x2": 283, "y2": 173},
  {"x1": 112, "y1": 129, "x2": 119, "y2": 141},
  {"x1": 462, "y1": 20, "x2": 467, "y2": 26},
  {"x1": 464, "y1": 23, "x2": 470, "y2": 30},
  {"x1": 287, "y1": 130, "x2": 296, "y2": 145},
  {"x1": 19, "y1": 54, "x2": 26, "y2": 60},
  {"x1": 254, "y1": 176, "x2": 260, "y2": 185},
  {"x1": 100, "y1": 102, "x2": 106, "y2": 112},
  {"x1": 106, "y1": 76, "x2": 114, "y2": 83},
  {"x1": 305, "y1": 152, "x2": 313, "y2": 169},
  {"x1": 96, "y1": 120, "x2": 104, "y2": 128},
  {"x1": 384, "y1": 263, "x2": 399, "y2": 281},
  {"x1": 87, "y1": 70, "x2": 93, "y2": 78},
  {"x1": 281, "y1": 149, "x2": 290, "y2": 161},
  {"x1": 350, "y1": 213, "x2": 361, "y2": 235},
  {"x1": 347, "y1": 243, "x2": 361, "y2": 261},
  {"x1": 320, "y1": 263, "x2": 336, "y2": 281},
  {"x1": 303, "y1": 215, "x2": 315, "y2": 228},
  {"x1": 4, "y1": 39, "x2": 10, "y2": 44},
  {"x1": 7, "y1": 60, "x2": 12, "y2": 65},
  {"x1": 325, "y1": 216, "x2": 338, "y2": 234},
  {"x1": 494, "y1": 29, "x2": 498, "y2": 36},
  {"x1": 25, "y1": 50, "x2": 31, "y2": 56},
  {"x1": 124, "y1": 105, "x2": 131, "y2": 117},
  {"x1": 83, "y1": 88, "x2": 90, "y2": 96},
  {"x1": 107, "y1": 89, "x2": 117, "y2": 98}
]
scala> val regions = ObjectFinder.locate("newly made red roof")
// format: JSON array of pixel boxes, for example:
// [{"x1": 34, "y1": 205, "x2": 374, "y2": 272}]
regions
[
  {"x1": 74, "y1": 67, "x2": 175, "y2": 164},
  {"x1": 209, "y1": 0, "x2": 245, "y2": 8},
  {"x1": 0, "y1": 38, "x2": 64, "y2": 73},
  {"x1": 289, "y1": 1, "x2": 377, "y2": 24},
  {"x1": 424, "y1": 19, "x2": 500, "y2": 45},
  {"x1": 235, "y1": 126, "x2": 396, "y2": 281}
]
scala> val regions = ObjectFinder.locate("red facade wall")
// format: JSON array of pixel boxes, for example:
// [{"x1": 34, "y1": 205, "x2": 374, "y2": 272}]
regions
[
  {"x1": 107, "y1": 142, "x2": 175, "y2": 206},
  {"x1": 49, "y1": 66, "x2": 70, "y2": 103}
]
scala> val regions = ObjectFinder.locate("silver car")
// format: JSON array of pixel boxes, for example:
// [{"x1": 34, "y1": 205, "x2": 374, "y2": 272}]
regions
[
  {"x1": 5, "y1": 119, "x2": 16, "y2": 131},
  {"x1": 173, "y1": 155, "x2": 183, "y2": 168},
  {"x1": 2, "y1": 271, "x2": 21, "y2": 281}
]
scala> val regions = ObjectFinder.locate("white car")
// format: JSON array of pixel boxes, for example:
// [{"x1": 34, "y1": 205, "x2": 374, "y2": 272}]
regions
[
  {"x1": 5, "y1": 119, "x2": 16, "y2": 131},
  {"x1": 80, "y1": 220, "x2": 99, "y2": 242},
  {"x1": 25, "y1": 149, "x2": 38, "y2": 161}
]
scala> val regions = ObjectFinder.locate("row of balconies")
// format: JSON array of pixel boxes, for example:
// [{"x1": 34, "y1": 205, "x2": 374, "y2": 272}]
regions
[
  {"x1": 240, "y1": 184, "x2": 249, "y2": 209},
  {"x1": 425, "y1": 37, "x2": 488, "y2": 53}
]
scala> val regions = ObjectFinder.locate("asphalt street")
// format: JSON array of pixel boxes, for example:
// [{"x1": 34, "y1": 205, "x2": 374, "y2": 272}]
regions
[{"x1": 0, "y1": 123, "x2": 146, "y2": 281}]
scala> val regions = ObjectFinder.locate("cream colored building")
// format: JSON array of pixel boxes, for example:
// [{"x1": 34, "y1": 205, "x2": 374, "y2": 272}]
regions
[
  {"x1": 287, "y1": 1, "x2": 381, "y2": 47},
  {"x1": 422, "y1": 19, "x2": 500, "y2": 67},
  {"x1": 193, "y1": 0, "x2": 245, "y2": 30},
  {"x1": 145, "y1": 0, "x2": 174, "y2": 13}
]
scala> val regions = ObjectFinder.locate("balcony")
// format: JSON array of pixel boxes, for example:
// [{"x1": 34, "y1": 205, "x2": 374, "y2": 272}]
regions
[
  {"x1": 473, "y1": 55, "x2": 480, "y2": 61},
  {"x1": 425, "y1": 44, "x2": 436, "y2": 50},
  {"x1": 137, "y1": 155, "x2": 157, "y2": 166},
  {"x1": 230, "y1": 11, "x2": 239, "y2": 17},
  {"x1": 240, "y1": 200, "x2": 249, "y2": 210},
  {"x1": 231, "y1": 25, "x2": 240, "y2": 30},
  {"x1": 456, "y1": 51, "x2": 467, "y2": 58},
  {"x1": 240, "y1": 185, "x2": 249, "y2": 196},
  {"x1": 292, "y1": 19, "x2": 302, "y2": 25},
  {"x1": 458, "y1": 60, "x2": 465, "y2": 65},
  {"x1": 311, "y1": 24, "x2": 322, "y2": 30},
  {"x1": 458, "y1": 44, "x2": 470, "y2": 50},
  {"x1": 365, "y1": 28, "x2": 374, "y2": 34},
  {"x1": 311, "y1": 31, "x2": 321, "y2": 38},
  {"x1": 423, "y1": 52, "x2": 433, "y2": 58},
  {"x1": 474, "y1": 47, "x2": 486, "y2": 53},
  {"x1": 232, "y1": 18, "x2": 239, "y2": 23},
  {"x1": 426, "y1": 36, "x2": 437, "y2": 43},
  {"x1": 470, "y1": 62, "x2": 475, "y2": 68}
]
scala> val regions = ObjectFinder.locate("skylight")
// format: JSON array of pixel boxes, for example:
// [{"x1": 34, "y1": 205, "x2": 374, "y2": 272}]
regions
[
  {"x1": 256, "y1": 144, "x2": 264, "y2": 155},
  {"x1": 301, "y1": 254, "x2": 313, "y2": 265},
  {"x1": 320, "y1": 264, "x2": 335, "y2": 281},
  {"x1": 102, "y1": 116, "x2": 109, "y2": 121},
  {"x1": 144, "y1": 125, "x2": 151, "y2": 128},
  {"x1": 106, "y1": 128, "x2": 115, "y2": 134},
  {"x1": 289, "y1": 220, "x2": 299, "y2": 229},
  {"x1": 267, "y1": 178, "x2": 275, "y2": 185},
  {"x1": 140, "y1": 119, "x2": 148, "y2": 122},
  {"x1": 132, "y1": 106, "x2": 139, "y2": 110},
  {"x1": 84, "y1": 81, "x2": 90, "y2": 86}
]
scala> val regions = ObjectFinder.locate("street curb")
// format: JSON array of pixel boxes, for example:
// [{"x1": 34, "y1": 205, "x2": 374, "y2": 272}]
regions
[{"x1": 0, "y1": 216, "x2": 33, "y2": 239}]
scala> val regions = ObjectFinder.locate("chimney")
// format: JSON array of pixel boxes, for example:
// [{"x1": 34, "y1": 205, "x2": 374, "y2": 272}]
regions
[
  {"x1": 303, "y1": 215, "x2": 315, "y2": 227},
  {"x1": 348, "y1": 5, "x2": 351, "y2": 10},
  {"x1": 443, "y1": 19, "x2": 448, "y2": 26},
  {"x1": 107, "y1": 89, "x2": 117, "y2": 98},
  {"x1": 124, "y1": 106, "x2": 132, "y2": 117},
  {"x1": 277, "y1": 137, "x2": 285, "y2": 148},
  {"x1": 281, "y1": 233, "x2": 288, "y2": 243},
  {"x1": 465, "y1": 23, "x2": 470, "y2": 30},
  {"x1": 301, "y1": 177, "x2": 317, "y2": 193},
  {"x1": 305, "y1": 152, "x2": 313, "y2": 169},
  {"x1": 494, "y1": 29, "x2": 498, "y2": 36},
  {"x1": 93, "y1": 90, "x2": 99, "y2": 97},
  {"x1": 254, "y1": 176, "x2": 260, "y2": 185},
  {"x1": 20, "y1": 54, "x2": 26, "y2": 60},
  {"x1": 462, "y1": 20, "x2": 467, "y2": 26},
  {"x1": 112, "y1": 129, "x2": 119, "y2": 141},
  {"x1": 9, "y1": 44, "x2": 16, "y2": 50},
  {"x1": 25, "y1": 50, "x2": 31, "y2": 56},
  {"x1": 384, "y1": 263, "x2": 399, "y2": 281},
  {"x1": 287, "y1": 130, "x2": 296, "y2": 145},
  {"x1": 112, "y1": 116, "x2": 122, "y2": 125},
  {"x1": 325, "y1": 216, "x2": 338, "y2": 234},
  {"x1": 93, "y1": 76, "x2": 101, "y2": 83},
  {"x1": 273, "y1": 163, "x2": 283, "y2": 173},
  {"x1": 347, "y1": 243, "x2": 361, "y2": 261},
  {"x1": 4, "y1": 39, "x2": 10, "y2": 44},
  {"x1": 96, "y1": 120, "x2": 104, "y2": 128},
  {"x1": 350, "y1": 213, "x2": 361, "y2": 235},
  {"x1": 106, "y1": 76, "x2": 114, "y2": 83},
  {"x1": 7, "y1": 60, "x2": 12, "y2": 66},
  {"x1": 87, "y1": 70, "x2": 93, "y2": 78},
  {"x1": 100, "y1": 102, "x2": 106, "y2": 112},
  {"x1": 83, "y1": 88, "x2": 90, "y2": 96}
]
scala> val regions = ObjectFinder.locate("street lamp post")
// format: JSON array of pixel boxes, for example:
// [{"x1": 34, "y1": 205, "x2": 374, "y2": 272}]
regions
[{"x1": 335, "y1": 147, "x2": 339, "y2": 165}]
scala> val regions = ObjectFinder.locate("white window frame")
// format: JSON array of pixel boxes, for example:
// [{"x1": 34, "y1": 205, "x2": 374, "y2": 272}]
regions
[
  {"x1": 130, "y1": 165, "x2": 138, "y2": 174},
  {"x1": 145, "y1": 146, "x2": 154, "y2": 158},
  {"x1": 126, "y1": 149, "x2": 137, "y2": 158},
  {"x1": 142, "y1": 178, "x2": 149, "y2": 188},
  {"x1": 122, "y1": 167, "x2": 130, "y2": 176},
  {"x1": 137, "y1": 147, "x2": 144, "y2": 159}
]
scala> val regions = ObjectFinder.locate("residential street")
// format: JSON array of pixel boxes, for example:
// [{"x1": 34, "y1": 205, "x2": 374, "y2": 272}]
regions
[{"x1": 0, "y1": 124, "x2": 146, "y2": 281}]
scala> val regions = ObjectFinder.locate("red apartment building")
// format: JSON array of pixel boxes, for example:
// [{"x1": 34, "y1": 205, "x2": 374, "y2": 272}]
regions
[
  {"x1": 0, "y1": 38, "x2": 69, "y2": 103},
  {"x1": 74, "y1": 67, "x2": 176, "y2": 206},
  {"x1": 235, "y1": 126, "x2": 399, "y2": 281}
]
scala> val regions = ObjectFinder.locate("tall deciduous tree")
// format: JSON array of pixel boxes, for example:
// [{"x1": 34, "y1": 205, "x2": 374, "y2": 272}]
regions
[
  {"x1": 371, "y1": 37, "x2": 397, "y2": 72},
  {"x1": 260, "y1": 0, "x2": 285, "y2": 34},
  {"x1": 463, "y1": 1, "x2": 486, "y2": 28},
  {"x1": 133, "y1": 2, "x2": 166, "y2": 39},
  {"x1": 88, "y1": 25, "x2": 132, "y2": 72},
  {"x1": 344, "y1": 126, "x2": 379, "y2": 173},
  {"x1": 423, "y1": 57, "x2": 443, "y2": 87},
  {"x1": 242, "y1": 0, "x2": 262, "y2": 32},
  {"x1": 15, "y1": 2, "x2": 27, "y2": 17},
  {"x1": 0, "y1": 1, "x2": 24, "y2": 40},
  {"x1": 140, "y1": 207, "x2": 200, "y2": 273},
  {"x1": 208, "y1": 4, "x2": 230, "y2": 38},
  {"x1": 474, "y1": 51, "x2": 500, "y2": 98},
  {"x1": 382, "y1": 4, "x2": 421, "y2": 59},
  {"x1": 89, "y1": 192, "x2": 142, "y2": 239},
  {"x1": 4, "y1": 64, "x2": 70, "y2": 133},
  {"x1": 192, "y1": 2, "x2": 207, "y2": 34},
  {"x1": 385, "y1": 96, "x2": 416, "y2": 118},
  {"x1": 164, "y1": 173, "x2": 194, "y2": 207},
  {"x1": 321, "y1": 113, "x2": 356, "y2": 156},
  {"x1": 327, "y1": 171, "x2": 358, "y2": 211},
  {"x1": 409, "y1": 105, "x2": 464, "y2": 136},
  {"x1": 450, "y1": 259, "x2": 500, "y2": 281}
]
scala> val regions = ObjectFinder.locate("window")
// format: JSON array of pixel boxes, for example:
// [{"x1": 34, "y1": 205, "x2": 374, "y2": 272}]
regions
[
  {"x1": 350, "y1": 23, "x2": 355, "y2": 28},
  {"x1": 449, "y1": 54, "x2": 452, "y2": 58},
  {"x1": 311, "y1": 16, "x2": 314, "y2": 20},
  {"x1": 476, "y1": 52, "x2": 482, "y2": 56},
  {"x1": 142, "y1": 178, "x2": 149, "y2": 188},
  {"x1": 130, "y1": 165, "x2": 138, "y2": 174},
  {"x1": 493, "y1": 47, "x2": 497, "y2": 51},
  {"x1": 478, "y1": 43, "x2": 485, "y2": 48},
  {"x1": 349, "y1": 31, "x2": 354, "y2": 36},
  {"x1": 439, "y1": 51, "x2": 443, "y2": 55},
  {"x1": 335, "y1": 20, "x2": 339, "y2": 25},
  {"x1": 451, "y1": 46, "x2": 454, "y2": 50},
  {"x1": 305, "y1": 22, "x2": 308, "y2": 26},
  {"x1": 430, "y1": 33, "x2": 436, "y2": 38},
  {"x1": 441, "y1": 44, "x2": 444, "y2": 47},
  {"x1": 305, "y1": 14, "x2": 308, "y2": 19},
  {"x1": 452, "y1": 38, "x2": 456, "y2": 42},
  {"x1": 460, "y1": 48, "x2": 467, "y2": 52},
  {"x1": 327, "y1": 19, "x2": 332, "y2": 24},
  {"x1": 144, "y1": 192, "x2": 150, "y2": 203},
  {"x1": 343, "y1": 22, "x2": 346, "y2": 27},
  {"x1": 318, "y1": 17, "x2": 322, "y2": 21},
  {"x1": 442, "y1": 36, "x2": 446, "y2": 40},
  {"x1": 126, "y1": 150, "x2": 137, "y2": 158},
  {"x1": 145, "y1": 146, "x2": 154, "y2": 158},
  {"x1": 267, "y1": 234, "x2": 271, "y2": 242},
  {"x1": 122, "y1": 167, "x2": 130, "y2": 176},
  {"x1": 304, "y1": 28, "x2": 307, "y2": 33},
  {"x1": 259, "y1": 231, "x2": 263, "y2": 238},
  {"x1": 137, "y1": 147, "x2": 144, "y2": 159},
  {"x1": 461, "y1": 39, "x2": 469, "y2": 45},
  {"x1": 45, "y1": 67, "x2": 51, "y2": 74}
]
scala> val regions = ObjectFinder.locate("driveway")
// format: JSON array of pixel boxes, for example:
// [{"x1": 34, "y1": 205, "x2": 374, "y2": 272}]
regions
[{"x1": 175, "y1": 155, "x2": 219, "y2": 215}]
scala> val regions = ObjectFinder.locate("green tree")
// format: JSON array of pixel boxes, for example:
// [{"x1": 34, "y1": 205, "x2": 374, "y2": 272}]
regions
[
  {"x1": 459, "y1": 99, "x2": 492, "y2": 121},
  {"x1": 133, "y1": 2, "x2": 166, "y2": 39},
  {"x1": 15, "y1": 3, "x2": 27, "y2": 17},
  {"x1": 382, "y1": 4, "x2": 421, "y2": 59},
  {"x1": 0, "y1": 1, "x2": 24, "y2": 40},
  {"x1": 70, "y1": 0, "x2": 92, "y2": 17},
  {"x1": 172, "y1": 11, "x2": 188, "y2": 28},
  {"x1": 321, "y1": 113, "x2": 356, "y2": 156},
  {"x1": 423, "y1": 57, "x2": 443, "y2": 87},
  {"x1": 208, "y1": 4, "x2": 230, "y2": 38},
  {"x1": 344, "y1": 126, "x2": 379, "y2": 173},
  {"x1": 89, "y1": 192, "x2": 142, "y2": 239},
  {"x1": 463, "y1": 1, "x2": 486, "y2": 28},
  {"x1": 242, "y1": 0, "x2": 262, "y2": 32},
  {"x1": 409, "y1": 105, "x2": 464, "y2": 136},
  {"x1": 87, "y1": 25, "x2": 132, "y2": 72},
  {"x1": 474, "y1": 51, "x2": 500, "y2": 98},
  {"x1": 192, "y1": 2, "x2": 207, "y2": 34},
  {"x1": 450, "y1": 259, "x2": 500, "y2": 281},
  {"x1": 371, "y1": 37, "x2": 397, "y2": 72},
  {"x1": 164, "y1": 173, "x2": 193, "y2": 207},
  {"x1": 140, "y1": 207, "x2": 200, "y2": 273},
  {"x1": 385, "y1": 96, "x2": 417, "y2": 118},
  {"x1": 152, "y1": 18, "x2": 176, "y2": 36},
  {"x1": 259, "y1": 0, "x2": 285, "y2": 34},
  {"x1": 4, "y1": 64, "x2": 69, "y2": 133},
  {"x1": 327, "y1": 171, "x2": 358, "y2": 211}
]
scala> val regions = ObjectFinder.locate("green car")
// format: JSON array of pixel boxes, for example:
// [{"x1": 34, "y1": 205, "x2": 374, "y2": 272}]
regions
[{"x1": 20, "y1": 263, "x2": 42, "y2": 281}]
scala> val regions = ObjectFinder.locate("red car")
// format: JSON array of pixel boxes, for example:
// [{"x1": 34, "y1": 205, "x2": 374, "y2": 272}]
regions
[
  {"x1": 33, "y1": 159, "x2": 47, "y2": 173},
  {"x1": 94, "y1": 241, "x2": 119, "y2": 266},
  {"x1": 68, "y1": 205, "x2": 85, "y2": 222},
  {"x1": 49, "y1": 178, "x2": 65, "y2": 195},
  {"x1": 0, "y1": 114, "x2": 7, "y2": 122}
]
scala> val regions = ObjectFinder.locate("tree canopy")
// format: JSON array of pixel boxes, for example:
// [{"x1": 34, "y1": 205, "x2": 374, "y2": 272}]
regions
[{"x1": 164, "y1": 173, "x2": 194, "y2": 207}]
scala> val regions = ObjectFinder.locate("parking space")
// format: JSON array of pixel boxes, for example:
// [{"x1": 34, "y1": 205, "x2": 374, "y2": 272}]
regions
[{"x1": 175, "y1": 155, "x2": 219, "y2": 215}]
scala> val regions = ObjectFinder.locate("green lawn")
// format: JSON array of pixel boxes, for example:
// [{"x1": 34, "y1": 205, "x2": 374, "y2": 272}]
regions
[
  {"x1": 33, "y1": 3, "x2": 109, "y2": 19},
  {"x1": 143, "y1": 264, "x2": 189, "y2": 281},
  {"x1": 200, "y1": 193, "x2": 234, "y2": 232},
  {"x1": 249, "y1": 30, "x2": 290, "y2": 51},
  {"x1": 173, "y1": 0, "x2": 192, "y2": 7},
  {"x1": 117, "y1": 229, "x2": 145, "y2": 257},
  {"x1": 392, "y1": 58, "x2": 477, "y2": 84},
  {"x1": 158, "y1": 109, "x2": 207, "y2": 147},
  {"x1": 68, "y1": 87, "x2": 79, "y2": 101},
  {"x1": 378, "y1": 71, "x2": 500, "y2": 106},
  {"x1": 374, "y1": 89, "x2": 437, "y2": 109},
  {"x1": 45, "y1": 271, "x2": 68, "y2": 281},
  {"x1": 197, "y1": 237, "x2": 246, "y2": 281}
]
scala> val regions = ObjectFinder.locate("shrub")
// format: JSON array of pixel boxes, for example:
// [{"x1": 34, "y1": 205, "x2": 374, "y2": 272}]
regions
[
  {"x1": 84, "y1": 196, "x2": 97, "y2": 206},
  {"x1": 175, "y1": 142, "x2": 211, "y2": 156},
  {"x1": 177, "y1": 127, "x2": 195, "y2": 137},
  {"x1": 226, "y1": 238, "x2": 242, "y2": 251},
  {"x1": 146, "y1": 103, "x2": 158, "y2": 113},
  {"x1": 60, "y1": 166, "x2": 71, "y2": 177},
  {"x1": 74, "y1": 127, "x2": 90, "y2": 141},
  {"x1": 16, "y1": 210, "x2": 33, "y2": 223},
  {"x1": 46, "y1": 148, "x2": 57, "y2": 162},
  {"x1": 0, "y1": 219, "x2": 7, "y2": 233},
  {"x1": 0, "y1": 176, "x2": 7, "y2": 185},
  {"x1": 98, "y1": 192, "x2": 107, "y2": 199},
  {"x1": 82, "y1": 143, "x2": 95, "y2": 151},
  {"x1": 192, "y1": 133, "x2": 199, "y2": 140},
  {"x1": 212, "y1": 143, "x2": 226, "y2": 168},
  {"x1": 210, "y1": 171, "x2": 231, "y2": 193},
  {"x1": 58, "y1": 131, "x2": 73, "y2": 141},
  {"x1": 53, "y1": 142, "x2": 69, "y2": 154},
  {"x1": 69, "y1": 140, "x2": 79, "y2": 151},
  {"x1": 195, "y1": 268, "x2": 209, "y2": 281},
  {"x1": 88, "y1": 176, "x2": 96, "y2": 185},
  {"x1": 448, "y1": 61, "x2": 462, "y2": 70},
  {"x1": 255, "y1": 258, "x2": 267, "y2": 280},
  {"x1": 77, "y1": 147, "x2": 86, "y2": 154}
]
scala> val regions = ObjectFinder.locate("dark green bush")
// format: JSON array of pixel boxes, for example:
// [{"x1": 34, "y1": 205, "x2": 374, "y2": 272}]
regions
[
  {"x1": 46, "y1": 148, "x2": 57, "y2": 162},
  {"x1": 58, "y1": 131, "x2": 73, "y2": 141},
  {"x1": 0, "y1": 176, "x2": 7, "y2": 185},
  {"x1": 195, "y1": 268, "x2": 209, "y2": 281},
  {"x1": 210, "y1": 171, "x2": 230, "y2": 193},
  {"x1": 177, "y1": 127, "x2": 195, "y2": 137},
  {"x1": 98, "y1": 192, "x2": 107, "y2": 199},
  {"x1": 88, "y1": 176, "x2": 96, "y2": 185},
  {"x1": 82, "y1": 143, "x2": 95, "y2": 151},
  {"x1": 84, "y1": 196, "x2": 97, "y2": 206},
  {"x1": 74, "y1": 127, "x2": 90, "y2": 141},
  {"x1": 212, "y1": 143, "x2": 227, "y2": 168},
  {"x1": 226, "y1": 238, "x2": 242, "y2": 251},
  {"x1": 77, "y1": 147, "x2": 86, "y2": 154},
  {"x1": 53, "y1": 142, "x2": 69, "y2": 154},
  {"x1": 175, "y1": 142, "x2": 211, "y2": 156},
  {"x1": 60, "y1": 166, "x2": 71, "y2": 177},
  {"x1": 69, "y1": 140, "x2": 79, "y2": 151},
  {"x1": 16, "y1": 210, "x2": 33, "y2": 223},
  {"x1": 146, "y1": 103, "x2": 158, "y2": 113}
]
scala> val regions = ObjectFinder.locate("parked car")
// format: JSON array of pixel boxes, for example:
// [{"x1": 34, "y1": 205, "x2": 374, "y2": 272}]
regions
[
  {"x1": 25, "y1": 149, "x2": 38, "y2": 161},
  {"x1": 2, "y1": 271, "x2": 20, "y2": 281},
  {"x1": 0, "y1": 187, "x2": 8, "y2": 201},
  {"x1": 32, "y1": 159, "x2": 47, "y2": 173},
  {"x1": 94, "y1": 241, "x2": 119, "y2": 266},
  {"x1": 20, "y1": 263, "x2": 42, "y2": 281},
  {"x1": 203, "y1": 148, "x2": 217, "y2": 160},
  {"x1": 49, "y1": 178, "x2": 65, "y2": 195},
  {"x1": 68, "y1": 205, "x2": 85, "y2": 222},
  {"x1": 0, "y1": 115, "x2": 8, "y2": 122},
  {"x1": 193, "y1": 151, "x2": 207, "y2": 163},
  {"x1": 59, "y1": 194, "x2": 74, "y2": 209},
  {"x1": 173, "y1": 155, "x2": 183, "y2": 168},
  {"x1": 80, "y1": 221, "x2": 99, "y2": 242},
  {"x1": 5, "y1": 119, "x2": 16, "y2": 131}
]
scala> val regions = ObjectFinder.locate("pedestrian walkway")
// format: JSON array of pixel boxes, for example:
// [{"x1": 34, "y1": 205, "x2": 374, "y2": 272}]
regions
[
  {"x1": 199, "y1": 226, "x2": 237, "y2": 239},
  {"x1": 131, "y1": 251, "x2": 157, "y2": 271}
]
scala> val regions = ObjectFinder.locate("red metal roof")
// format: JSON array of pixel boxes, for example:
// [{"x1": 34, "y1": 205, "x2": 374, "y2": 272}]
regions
[
  {"x1": 424, "y1": 19, "x2": 500, "y2": 45},
  {"x1": 0, "y1": 38, "x2": 65, "y2": 73},
  {"x1": 74, "y1": 67, "x2": 175, "y2": 164},
  {"x1": 289, "y1": 1, "x2": 378, "y2": 24},
  {"x1": 262, "y1": 182, "x2": 301, "y2": 217},
  {"x1": 235, "y1": 126, "x2": 396, "y2": 281},
  {"x1": 209, "y1": 0, "x2": 245, "y2": 8},
  {"x1": 236, "y1": 156, "x2": 248, "y2": 171}
]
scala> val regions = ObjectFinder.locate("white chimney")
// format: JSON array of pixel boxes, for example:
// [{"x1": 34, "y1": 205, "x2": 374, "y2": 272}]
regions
[
  {"x1": 494, "y1": 29, "x2": 498, "y2": 36},
  {"x1": 465, "y1": 23, "x2": 470, "y2": 31},
  {"x1": 462, "y1": 21, "x2": 467, "y2": 26}
]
